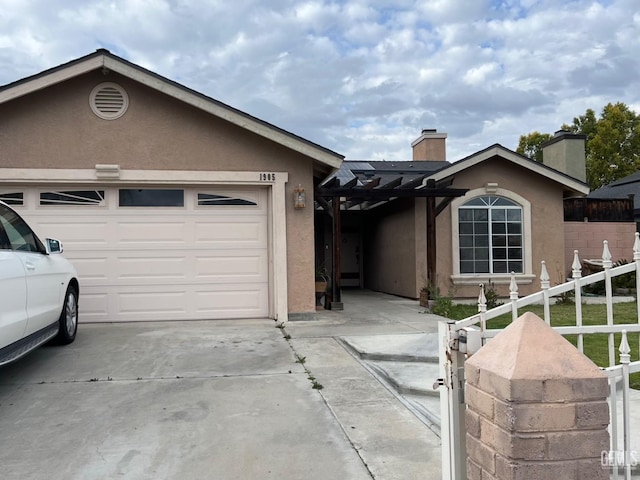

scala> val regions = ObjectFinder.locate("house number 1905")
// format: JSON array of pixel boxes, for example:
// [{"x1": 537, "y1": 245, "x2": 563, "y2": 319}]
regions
[{"x1": 259, "y1": 173, "x2": 276, "y2": 181}]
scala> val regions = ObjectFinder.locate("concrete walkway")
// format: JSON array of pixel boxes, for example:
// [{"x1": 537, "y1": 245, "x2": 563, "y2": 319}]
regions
[
  {"x1": 298, "y1": 289, "x2": 640, "y2": 477},
  {"x1": 285, "y1": 290, "x2": 446, "y2": 479}
]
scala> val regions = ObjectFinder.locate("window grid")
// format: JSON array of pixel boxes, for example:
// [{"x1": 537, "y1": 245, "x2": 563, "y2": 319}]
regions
[
  {"x1": 197, "y1": 193, "x2": 257, "y2": 206},
  {"x1": 40, "y1": 190, "x2": 105, "y2": 206},
  {"x1": 459, "y1": 196, "x2": 523, "y2": 274},
  {"x1": 0, "y1": 192, "x2": 24, "y2": 206}
]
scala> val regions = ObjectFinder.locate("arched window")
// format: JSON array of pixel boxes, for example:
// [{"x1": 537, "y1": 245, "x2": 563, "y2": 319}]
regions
[{"x1": 458, "y1": 196, "x2": 523, "y2": 274}]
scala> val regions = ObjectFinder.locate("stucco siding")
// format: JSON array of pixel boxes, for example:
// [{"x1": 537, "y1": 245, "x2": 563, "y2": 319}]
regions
[
  {"x1": 363, "y1": 198, "x2": 418, "y2": 297},
  {"x1": 437, "y1": 157, "x2": 567, "y2": 299},
  {"x1": 0, "y1": 71, "x2": 317, "y2": 315},
  {"x1": 414, "y1": 197, "x2": 427, "y2": 297}
]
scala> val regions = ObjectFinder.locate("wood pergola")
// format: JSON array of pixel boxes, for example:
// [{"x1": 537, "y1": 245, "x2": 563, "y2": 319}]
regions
[{"x1": 315, "y1": 177, "x2": 468, "y2": 308}]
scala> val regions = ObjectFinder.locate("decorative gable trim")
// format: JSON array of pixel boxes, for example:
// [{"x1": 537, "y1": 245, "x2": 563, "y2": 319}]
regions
[{"x1": 428, "y1": 145, "x2": 590, "y2": 196}]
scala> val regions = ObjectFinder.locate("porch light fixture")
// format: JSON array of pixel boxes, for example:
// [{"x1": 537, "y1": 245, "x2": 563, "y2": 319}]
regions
[{"x1": 293, "y1": 184, "x2": 306, "y2": 209}]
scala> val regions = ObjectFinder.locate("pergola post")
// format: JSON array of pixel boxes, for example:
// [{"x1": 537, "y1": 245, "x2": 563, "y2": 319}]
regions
[
  {"x1": 331, "y1": 194, "x2": 343, "y2": 310},
  {"x1": 427, "y1": 190, "x2": 437, "y2": 297}
]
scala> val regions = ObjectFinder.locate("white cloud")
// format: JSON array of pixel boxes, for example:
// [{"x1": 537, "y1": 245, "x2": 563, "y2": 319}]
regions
[
  {"x1": 0, "y1": 0, "x2": 638, "y2": 163},
  {"x1": 463, "y1": 62, "x2": 501, "y2": 86}
]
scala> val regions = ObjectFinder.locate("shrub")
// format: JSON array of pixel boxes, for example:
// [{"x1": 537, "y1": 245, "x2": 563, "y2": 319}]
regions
[
  {"x1": 612, "y1": 259, "x2": 636, "y2": 290},
  {"x1": 431, "y1": 295, "x2": 453, "y2": 317},
  {"x1": 484, "y1": 281, "x2": 503, "y2": 309}
]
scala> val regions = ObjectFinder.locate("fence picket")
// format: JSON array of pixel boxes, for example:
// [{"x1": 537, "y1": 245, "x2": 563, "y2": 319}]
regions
[
  {"x1": 540, "y1": 261, "x2": 551, "y2": 324},
  {"x1": 478, "y1": 284, "x2": 487, "y2": 333},
  {"x1": 441, "y1": 233, "x2": 640, "y2": 480},
  {"x1": 509, "y1": 273, "x2": 518, "y2": 323},
  {"x1": 572, "y1": 250, "x2": 584, "y2": 352},
  {"x1": 603, "y1": 240, "x2": 615, "y2": 367},
  {"x1": 620, "y1": 331, "x2": 632, "y2": 479},
  {"x1": 634, "y1": 233, "x2": 640, "y2": 369}
]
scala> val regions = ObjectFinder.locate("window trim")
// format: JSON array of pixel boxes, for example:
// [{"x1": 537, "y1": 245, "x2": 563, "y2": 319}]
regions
[
  {"x1": 0, "y1": 192, "x2": 24, "y2": 206},
  {"x1": 39, "y1": 190, "x2": 105, "y2": 206},
  {"x1": 450, "y1": 187, "x2": 534, "y2": 286},
  {"x1": 197, "y1": 193, "x2": 258, "y2": 207},
  {"x1": 118, "y1": 189, "x2": 185, "y2": 208}
]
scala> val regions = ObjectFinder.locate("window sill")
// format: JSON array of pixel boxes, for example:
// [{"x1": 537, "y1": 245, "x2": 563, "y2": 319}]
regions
[{"x1": 450, "y1": 274, "x2": 536, "y2": 286}]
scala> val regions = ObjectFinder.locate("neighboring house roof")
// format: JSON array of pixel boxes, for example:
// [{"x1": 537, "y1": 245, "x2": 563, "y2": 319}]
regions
[
  {"x1": 0, "y1": 49, "x2": 344, "y2": 168},
  {"x1": 588, "y1": 170, "x2": 640, "y2": 215},
  {"x1": 429, "y1": 144, "x2": 590, "y2": 196}
]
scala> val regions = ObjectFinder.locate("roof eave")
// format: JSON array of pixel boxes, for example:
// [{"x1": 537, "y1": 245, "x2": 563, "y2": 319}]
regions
[
  {"x1": 0, "y1": 51, "x2": 344, "y2": 169},
  {"x1": 0, "y1": 54, "x2": 104, "y2": 103}
]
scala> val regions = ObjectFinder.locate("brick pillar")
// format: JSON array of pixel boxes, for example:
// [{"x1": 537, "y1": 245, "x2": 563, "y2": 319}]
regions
[{"x1": 465, "y1": 312, "x2": 610, "y2": 480}]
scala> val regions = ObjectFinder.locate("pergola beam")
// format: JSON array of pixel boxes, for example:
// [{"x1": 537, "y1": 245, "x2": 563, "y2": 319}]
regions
[
  {"x1": 316, "y1": 177, "x2": 469, "y2": 305},
  {"x1": 316, "y1": 187, "x2": 468, "y2": 199}
]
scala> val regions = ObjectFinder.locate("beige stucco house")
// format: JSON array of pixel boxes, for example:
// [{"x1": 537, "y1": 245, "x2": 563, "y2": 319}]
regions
[
  {"x1": 1, "y1": 49, "x2": 595, "y2": 322},
  {"x1": 320, "y1": 130, "x2": 591, "y2": 300},
  {"x1": 0, "y1": 49, "x2": 342, "y2": 323}
]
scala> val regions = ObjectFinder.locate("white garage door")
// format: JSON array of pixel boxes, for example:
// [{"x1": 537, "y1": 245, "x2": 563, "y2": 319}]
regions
[{"x1": 9, "y1": 187, "x2": 269, "y2": 322}]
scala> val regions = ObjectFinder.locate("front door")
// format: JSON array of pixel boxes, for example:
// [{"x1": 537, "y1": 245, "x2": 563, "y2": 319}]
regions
[{"x1": 340, "y1": 232, "x2": 361, "y2": 287}]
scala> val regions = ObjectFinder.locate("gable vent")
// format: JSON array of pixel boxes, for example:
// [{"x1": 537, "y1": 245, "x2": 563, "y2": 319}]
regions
[{"x1": 90, "y1": 82, "x2": 129, "y2": 120}]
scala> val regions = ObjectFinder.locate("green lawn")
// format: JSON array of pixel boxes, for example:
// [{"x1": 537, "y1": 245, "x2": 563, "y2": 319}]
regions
[{"x1": 446, "y1": 302, "x2": 640, "y2": 389}]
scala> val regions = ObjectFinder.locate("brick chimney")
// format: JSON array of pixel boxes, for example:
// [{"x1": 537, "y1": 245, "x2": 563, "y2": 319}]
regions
[
  {"x1": 541, "y1": 130, "x2": 587, "y2": 182},
  {"x1": 411, "y1": 129, "x2": 447, "y2": 161}
]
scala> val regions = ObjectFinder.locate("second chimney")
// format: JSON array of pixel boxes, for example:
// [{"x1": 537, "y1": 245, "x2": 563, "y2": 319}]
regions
[
  {"x1": 541, "y1": 130, "x2": 587, "y2": 182},
  {"x1": 412, "y1": 129, "x2": 447, "y2": 161}
]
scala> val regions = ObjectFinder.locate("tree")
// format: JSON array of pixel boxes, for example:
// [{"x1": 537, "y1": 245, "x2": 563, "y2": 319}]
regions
[
  {"x1": 564, "y1": 103, "x2": 640, "y2": 189},
  {"x1": 516, "y1": 131, "x2": 553, "y2": 163},
  {"x1": 561, "y1": 108, "x2": 598, "y2": 140},
  {"x1": 518, "y1": 102, "x2": 640, "y2": 189}
]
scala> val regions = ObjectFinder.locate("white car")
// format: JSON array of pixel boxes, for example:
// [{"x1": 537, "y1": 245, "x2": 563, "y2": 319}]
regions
[{"x1": 0, "y1": 201, "x2": 79, "y2": 366}]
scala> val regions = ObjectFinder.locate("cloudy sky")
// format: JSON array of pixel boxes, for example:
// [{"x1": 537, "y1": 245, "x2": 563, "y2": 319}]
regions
[{"x1": 1, "y1": 0, "x2": 639, "y2": 162}]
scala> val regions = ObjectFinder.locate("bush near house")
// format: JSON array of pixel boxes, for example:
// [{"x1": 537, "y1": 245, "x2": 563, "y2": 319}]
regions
[{"x1": 447, "y1": 302, "x2": 640, "y2": 389}]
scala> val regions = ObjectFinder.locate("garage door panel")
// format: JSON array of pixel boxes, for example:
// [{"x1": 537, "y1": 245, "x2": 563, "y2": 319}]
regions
[
  {"x1": 31, "y1": 220, "x2": 111, "y2": 248},
  {"x1": 117, "y1": 256, "x2": 188, "y2": 281},
  {"x1": 119, "y1": 290, "x2": 188, "y2": 315},
  {"x1": 195, "y1": 285, "x2": 268, "y2": 317},
  {"x1": 195, "y1": 252, "x2": 267, "y2": 282},
  {"x1": 79, "y1": 292, "x2": 109, "y2": 322},
  {"x1": 117, "y1": 222, "x2": 188, "y2": 244},
  {"x1": 195, "y1": 220, "x2": 266, "y2": 245},
  {"x1": 69, "y1": 256, "x2": 111, "y2": 283},
  {"x1": 78, "y1": 285, "x2": 269, "y2": 321},
  {"x1": 17, "y1": 187, "x2": 270, "y2": 322}
]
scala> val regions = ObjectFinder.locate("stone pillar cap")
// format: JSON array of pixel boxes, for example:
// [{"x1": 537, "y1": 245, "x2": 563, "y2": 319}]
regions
[{"x1": 467, "y1": 312, "x2": 604, "y2": 381}]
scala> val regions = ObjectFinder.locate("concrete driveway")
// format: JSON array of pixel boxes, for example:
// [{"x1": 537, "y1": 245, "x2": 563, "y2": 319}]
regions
[
  {"x1": 0, "y1": 320, "x2": 372, "y2": 480},
  {"x1": 0, "y1": 291, "x2": 443, "y2": 480}
]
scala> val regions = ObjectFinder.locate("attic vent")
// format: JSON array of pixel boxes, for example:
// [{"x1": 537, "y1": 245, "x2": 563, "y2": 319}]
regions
[{"x1": 90, "y1": 82, "x2": 129, "y2": 120}]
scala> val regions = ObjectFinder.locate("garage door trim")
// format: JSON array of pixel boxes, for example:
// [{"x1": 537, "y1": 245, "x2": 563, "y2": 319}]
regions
[{"x1": 0, "y1": 168, "x2": 290, "y2": 322}]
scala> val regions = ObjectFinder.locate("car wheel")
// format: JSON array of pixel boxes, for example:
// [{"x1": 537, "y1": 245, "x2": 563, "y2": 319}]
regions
[{"x1": 55, "y1": 286, "x2": 78, "y2": 345}]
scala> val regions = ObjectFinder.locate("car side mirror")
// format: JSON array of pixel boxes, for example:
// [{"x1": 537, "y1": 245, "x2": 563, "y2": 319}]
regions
[{"x1": 45, "y1": 238, "x2": 63, "y2": 254}]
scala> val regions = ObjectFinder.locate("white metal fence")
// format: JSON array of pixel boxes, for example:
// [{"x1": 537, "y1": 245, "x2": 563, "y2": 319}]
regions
[{"x1": 439, "y1": 235, "x2": 640, "y2": 480}]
